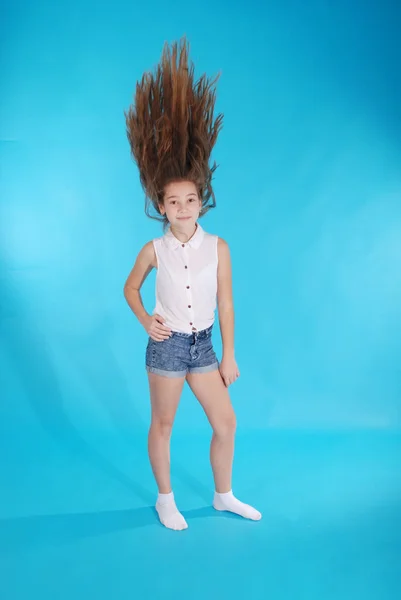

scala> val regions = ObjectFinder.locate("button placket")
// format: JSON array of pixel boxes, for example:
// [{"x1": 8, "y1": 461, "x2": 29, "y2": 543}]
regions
[{"x1": 181, "y1": 243, "x2": 196, "y2": 331}]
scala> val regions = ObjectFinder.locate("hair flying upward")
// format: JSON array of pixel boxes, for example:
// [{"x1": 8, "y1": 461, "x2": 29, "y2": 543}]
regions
[{"x1": 124, "y1": 37, "x2": 223, "y2": 225}]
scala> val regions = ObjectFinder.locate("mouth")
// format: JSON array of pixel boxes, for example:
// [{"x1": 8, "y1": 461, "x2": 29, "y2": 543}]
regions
[{"x1": 177, "y1": 216, "x2": 191, "y2": 220}]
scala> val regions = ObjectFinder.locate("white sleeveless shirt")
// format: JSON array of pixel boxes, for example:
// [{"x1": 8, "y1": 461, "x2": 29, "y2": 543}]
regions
[{"x1": 152, "y1": 223, "x2": 218, "y2": 334}]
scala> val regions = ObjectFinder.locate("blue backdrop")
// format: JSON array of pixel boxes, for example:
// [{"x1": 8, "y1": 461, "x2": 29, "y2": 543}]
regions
[{"x1": 1, "y1": 1, "x2": 400, "y2": 599}]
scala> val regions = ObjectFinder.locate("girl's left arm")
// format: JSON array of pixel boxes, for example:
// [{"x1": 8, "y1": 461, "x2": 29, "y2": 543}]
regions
[{"x1": 217, "y1": 238, "x2": 240, "y2": 386}]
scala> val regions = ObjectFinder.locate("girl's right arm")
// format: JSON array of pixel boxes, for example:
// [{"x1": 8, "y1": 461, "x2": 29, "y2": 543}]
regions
[{"x1": 123, "y1": 242, "x2": 172, "y2": 341}]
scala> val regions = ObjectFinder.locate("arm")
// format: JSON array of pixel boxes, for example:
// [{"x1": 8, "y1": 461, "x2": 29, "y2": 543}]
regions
[
  {"x1": 217, "y1": 237, "x2": 235, "y2": 358},
  {"x1": 217, "y1": 238, "x2": 240, "y2": 385},
  {"x1": 124, "y1": 242, "x2": 172, "y2": 341},
  {"x1": 123, "y1": 241, "x2": 155, "y2": 327}
]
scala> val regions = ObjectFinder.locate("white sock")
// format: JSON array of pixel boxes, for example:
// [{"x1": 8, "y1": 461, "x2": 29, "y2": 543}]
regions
[
  {"x1": 213, "y1": 490, "x2": 262, "y2": 520},
  {"x1": 155, "y1": 491, "x2": 188, "y2": 531}
]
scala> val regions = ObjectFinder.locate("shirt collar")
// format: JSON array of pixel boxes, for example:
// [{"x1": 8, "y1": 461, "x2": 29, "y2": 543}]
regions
[{"x1": 163, "y1": 222, "x2": 205, "y2": 250}]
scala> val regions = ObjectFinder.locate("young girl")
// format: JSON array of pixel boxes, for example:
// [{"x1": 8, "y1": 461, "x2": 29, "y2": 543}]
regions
[{"x1": 123, "y1": 38, "x2": 261, "y2": 531}]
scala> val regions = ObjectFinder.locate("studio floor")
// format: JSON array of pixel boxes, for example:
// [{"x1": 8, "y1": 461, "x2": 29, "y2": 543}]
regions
[{"x1": 1, "y1": 430, "x2": 400, "y2": 600}]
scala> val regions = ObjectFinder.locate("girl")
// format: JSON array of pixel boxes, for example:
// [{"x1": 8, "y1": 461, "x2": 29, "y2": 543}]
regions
[{"x1": 123, "y1": 38, "x2": 261, "y2": 531}]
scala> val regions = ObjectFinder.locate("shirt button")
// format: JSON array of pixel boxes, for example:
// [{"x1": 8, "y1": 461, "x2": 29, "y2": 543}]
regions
[
  {"x1": 182, "y1": 244, "x2": 185, "y2": 247},
  {"x1": 185, "y1": 266, "x2": 188, "y2": 269},
  {"x1": 189, "y1": 322, "x2": 193, "y2": 325},
  {"x1": 188, "y1": 305, "x2": 191, "y2": 308},
  {"x1": 186, "y1": 286, "x2": 190, "y2": 289}
]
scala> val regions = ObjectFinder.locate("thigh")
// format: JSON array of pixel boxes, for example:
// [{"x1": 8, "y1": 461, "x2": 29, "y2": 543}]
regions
[
  {"x1": 148, "y1": 372, "x2": 186, "y2": 422},
  {"x1": 186, "y1": 369, "x2": 236, "y2": 429}
]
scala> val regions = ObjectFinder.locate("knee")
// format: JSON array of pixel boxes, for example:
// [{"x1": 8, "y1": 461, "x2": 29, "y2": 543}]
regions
[
  {"x1": 214, "y1": 413, "x2": 237, "y2": 439},
  {"x1": 150, "y1": 418, "x2": 174, "y2": 440}
]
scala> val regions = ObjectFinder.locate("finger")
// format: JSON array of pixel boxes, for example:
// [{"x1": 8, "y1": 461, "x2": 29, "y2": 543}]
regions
[
  {"x1": 155, "y1": 323, "x2": 172, "y2": 334},
  {"x1": 156, "y1": 328, "x2": 171, "y2": 340},
  {"x1": 153, "y1": 328, "x2": 171, "y2": 339},
  {"x1": 151, "y1": 330, "x2": 167, "y2": 341},
  {"x1": 154, "y1": 333, "x2": 169, "y2": 341},
  {"x1": 154, "y1": 317, "x2": 171, "y2": 332}
]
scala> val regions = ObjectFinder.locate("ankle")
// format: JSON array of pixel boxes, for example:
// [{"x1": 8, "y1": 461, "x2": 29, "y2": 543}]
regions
[{"x1": 157, "y1": 490, "x2": 175, "y2": 505}]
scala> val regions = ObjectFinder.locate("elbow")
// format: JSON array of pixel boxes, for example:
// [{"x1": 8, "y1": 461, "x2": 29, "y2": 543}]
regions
[{"x1": 124, "y1": 284, "x2": 138, "y2": 298}]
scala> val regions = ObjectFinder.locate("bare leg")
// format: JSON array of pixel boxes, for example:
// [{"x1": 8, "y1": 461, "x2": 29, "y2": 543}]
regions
[
  {"x1": 186, "y1": 369, "x2": 262, "y2": 520},
  {"x1": 147, "y1": 372, "x2": 188, "y2": 530},
  {"x1": 186, "y1": 370, "x2": 236, "y2": 492},
  {"x1": 147, "y1": 372, "x2": 185, "y2": 492}
]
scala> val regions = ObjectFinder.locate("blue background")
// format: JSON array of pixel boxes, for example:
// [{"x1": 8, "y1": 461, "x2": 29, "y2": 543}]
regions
[{"x1": 1, "y1": 0, "x2": 400, "y2": 598}]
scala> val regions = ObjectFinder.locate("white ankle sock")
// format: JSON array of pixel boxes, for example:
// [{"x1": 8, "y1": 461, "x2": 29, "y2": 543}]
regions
[
  {"x1": 155, "y1": 491, "x2": 188, "y2": 531},
  {"x1": 213, "y1": 490, "x2": 262, "y2": 520}
]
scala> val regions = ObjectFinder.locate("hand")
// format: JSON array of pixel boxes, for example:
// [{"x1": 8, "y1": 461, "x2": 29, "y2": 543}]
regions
[
  {"x1": 142, "y1": 313, "x2": 172, "y2": 342},
  {"x1": 219, "y1": 355, "x2": 240, "y2": 387}
]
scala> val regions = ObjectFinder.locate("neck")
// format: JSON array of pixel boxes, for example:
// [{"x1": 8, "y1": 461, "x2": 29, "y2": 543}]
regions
[{"x1": 170, "y1": 222, "x2": 198, "y2": 243}]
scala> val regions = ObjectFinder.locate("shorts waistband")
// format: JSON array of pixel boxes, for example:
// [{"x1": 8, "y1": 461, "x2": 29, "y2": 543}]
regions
[{"x1": 171, "y1": 324, "x2": 213, "y2": 339}]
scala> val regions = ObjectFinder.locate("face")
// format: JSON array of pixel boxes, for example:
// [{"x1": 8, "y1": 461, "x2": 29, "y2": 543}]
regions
[{"x1": 160, "y1": 181, "x2": 202, "y2": 229}]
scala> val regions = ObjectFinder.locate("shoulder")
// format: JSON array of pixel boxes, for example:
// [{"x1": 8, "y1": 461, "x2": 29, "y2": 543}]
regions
[
  {"x1": 216, "y1": 237, "x2": 231, "y2": 273},
  {"x1": 124, "y1": 239, "x2": 157, "y2": 291},
  {"x1": 139, "y1": 239, "x2": 157, "y2": 268},
  {"x1": 141, "y1": 239, "x2": 155, "y2": 254},
  {"x1": 201, "y1": 232, "x2": 228, "y2": 260},
  {"x1": 217, "y1": 236, "x2": 230, "y2": 257},
  {"x1": 201, "y1": 230, "x2": 228, "y2": 250}
]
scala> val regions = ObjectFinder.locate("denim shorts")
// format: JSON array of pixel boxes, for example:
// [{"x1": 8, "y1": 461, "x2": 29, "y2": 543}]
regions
[{"x1": 145, "y1": 324, "x2": 219, "y2": 378}]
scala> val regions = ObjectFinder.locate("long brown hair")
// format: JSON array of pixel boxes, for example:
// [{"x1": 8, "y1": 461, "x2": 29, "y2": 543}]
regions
[{"x1": 124, "y1": 37, "x2": 223, "y2": 229}]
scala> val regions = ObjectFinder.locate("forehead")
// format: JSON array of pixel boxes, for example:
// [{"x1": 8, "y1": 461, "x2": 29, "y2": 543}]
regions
[{"x1": 164, "y1": 181, "x2": 198, "y2": 197}]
